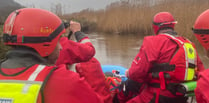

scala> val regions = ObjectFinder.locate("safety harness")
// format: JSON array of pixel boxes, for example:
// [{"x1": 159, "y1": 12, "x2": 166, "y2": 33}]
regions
[
  {"x1": 0, "y1": 64, "x2": 56, "y2": 103},
  {"x1": 148, "y1": 33, "x2": 197, "y2": 103}
]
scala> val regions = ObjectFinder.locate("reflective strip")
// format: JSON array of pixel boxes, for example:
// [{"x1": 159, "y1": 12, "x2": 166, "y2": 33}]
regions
[
  {"x1": 0, "y1": 80, "x2": 42, "y2": 84},
  {"x1": 23, "y1": 65, "x2": 45, "y2": 93},
  {"x1": 123, "y1": 84, "x2": 126, "y2": 92},
  {"x1": 5, "y1": 10, "x2": 19, "y2": 35},
  {"x1": 133, "y1": 60, "x2": 138, "y2": 64},
  {"x1": 22, "y1": 84, "x2": 32, "y2": 94},
  {"x1": 184, "y1": 43, "x2": 196, "y2": 80},
  {"x1": 160, "y1": 34, "x2": 183, "y2": 44},
  {"x1": 188, "y1": 59, "x2": 195, "y2": 64},
  {"x1": 28, "y1": 65, "x2": 46, "y2": 81},
  {"x1": 67, "y1": 64, "x2": 77, "y2": 72},
  {"x1": 80, "y1": 38, "x2": 91, "y2": 44},
  {"x1": 181, "y1": 83, "x2": 189, "y2": 93},
  {"x1": 183, "y1": 45, "x2": 189, "y2": 80}
]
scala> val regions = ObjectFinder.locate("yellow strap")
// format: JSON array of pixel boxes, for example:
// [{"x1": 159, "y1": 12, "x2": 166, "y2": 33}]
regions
[{"x1": 184, "y1": 43, "x2": 196, "y2": 80}]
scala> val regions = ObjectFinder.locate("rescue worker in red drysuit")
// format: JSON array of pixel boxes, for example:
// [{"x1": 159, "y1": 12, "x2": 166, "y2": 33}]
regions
[
  {"x1": 0, "y1": 8, "x2": 104, "y2": 103},
  {"x1": 193, "y1": 9, "x2": 209, "y2": 103},
  {"x1": 56, "y1": 21, "x2": 112, "y2": 102},
  {"x1": 117, "y1": 12, "x2": 205, "y2": 103},
  {"x1": 55, "y1": 19, "x2": 112, "y2": 102}
]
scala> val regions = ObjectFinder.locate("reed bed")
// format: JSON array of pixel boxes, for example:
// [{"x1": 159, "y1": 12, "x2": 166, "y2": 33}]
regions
[{"x1": 65, "y1": 0, "x2": 209, "y2": 41}]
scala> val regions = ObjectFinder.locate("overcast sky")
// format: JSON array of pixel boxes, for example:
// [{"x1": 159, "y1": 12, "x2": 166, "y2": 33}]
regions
[{"x1": 14, "y1": 0, "x2": 120, "y2": 14}]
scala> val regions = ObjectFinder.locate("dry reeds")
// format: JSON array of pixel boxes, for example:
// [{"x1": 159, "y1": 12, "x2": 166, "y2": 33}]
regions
[{"x1": 65, "y1": 0, "x2": 209, "y2": 39}]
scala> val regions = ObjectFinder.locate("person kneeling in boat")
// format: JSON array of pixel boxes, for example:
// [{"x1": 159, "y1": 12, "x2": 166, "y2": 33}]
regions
[
  {"x1": 116, "y1": 12, "x2": 205, "y2": 103},
  {"x1": 0, "y1": 8, "x2": 104, "y2": 103}
]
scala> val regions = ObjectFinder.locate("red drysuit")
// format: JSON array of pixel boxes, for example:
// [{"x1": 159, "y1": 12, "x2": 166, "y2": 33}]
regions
[
  {"x1": 56, "y1": 32, "x2": 95, "y2": 65},
  {"x1": 118, "y1": 32, "x2": 205, "y2": 103},
  {"x1": 195, "y1": 69, "x2": 209, "y2": 103},
  {"x1": 76, "y1": 57, "x2": 113, "y2": 103}
]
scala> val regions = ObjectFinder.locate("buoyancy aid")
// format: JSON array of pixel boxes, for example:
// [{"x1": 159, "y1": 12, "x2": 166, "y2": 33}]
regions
[
  {"x1": 0, "y1": 64, "x2": 56, "y2": 103},
  {"x1": 148, "y1": 33, "x2": 197, "y2": 103}
]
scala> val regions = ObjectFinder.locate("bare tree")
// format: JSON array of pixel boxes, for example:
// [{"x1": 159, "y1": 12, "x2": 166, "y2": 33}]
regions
[
  {"x1": 50, "y1": 3, "x2": 63, "y2": 16},
  {"x1": 55, "y1": 3, "x2": 62, "y2": 16}
]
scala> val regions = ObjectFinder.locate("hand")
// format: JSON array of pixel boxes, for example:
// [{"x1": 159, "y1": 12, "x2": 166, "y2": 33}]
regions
[
  {"x1": 125, "y1": 70, "x2": 129, "y2": 78},
  {"x1": 69, "y1": 21, "x2": 81, "y2": 34}
]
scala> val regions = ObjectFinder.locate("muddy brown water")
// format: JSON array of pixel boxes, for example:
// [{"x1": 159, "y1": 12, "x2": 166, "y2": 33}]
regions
[{"x1": 88, "y1": 33, "x2": 209, "y2": 69}]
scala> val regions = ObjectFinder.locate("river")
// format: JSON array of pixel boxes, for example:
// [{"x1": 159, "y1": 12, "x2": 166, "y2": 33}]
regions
[{"x1": 88, "y1": 33, "x2": 209, "y2": 69}]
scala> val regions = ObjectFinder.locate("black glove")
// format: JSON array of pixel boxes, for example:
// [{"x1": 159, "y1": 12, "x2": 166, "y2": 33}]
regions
[
  {"x1": 62, "y1": 20, "x2": 73, "y2": 39},
  {"x1": 120, "y1": 79, "x2": 142, "y2": 96},
  {"x1": 63, "y1": 21, "x2": 70, "y2": 28},
  {"x1": 68, "y1": 31, "x2": 73, "y2": 39}
]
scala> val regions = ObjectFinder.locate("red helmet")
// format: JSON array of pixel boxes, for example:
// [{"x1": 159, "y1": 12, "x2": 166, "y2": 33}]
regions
[
  {"x1": 193, "y1": 9, "x2": 209, "y2": 50},
  {"x1": 3, "y1": 8, "x2": 65, "y2": 57},
  {"x1": 153, "y1": 12, "x2": 177, "y2": 34}
]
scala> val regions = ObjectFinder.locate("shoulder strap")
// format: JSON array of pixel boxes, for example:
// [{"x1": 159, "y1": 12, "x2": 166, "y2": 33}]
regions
[
  {"x1": 159, "y1": 33, "x2": 184, "y2": 45},
  {"x1": 40, "y1": 66, "x2": 57, "y2": 103}
]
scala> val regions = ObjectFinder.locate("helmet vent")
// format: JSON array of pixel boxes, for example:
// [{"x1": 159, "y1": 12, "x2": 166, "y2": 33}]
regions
[
  {"x1": 43, "y1": 44, "x2": 50, "y2": 46},
  {"x1": 202, "y1": 38, "x2": 207, "y2": 40}
]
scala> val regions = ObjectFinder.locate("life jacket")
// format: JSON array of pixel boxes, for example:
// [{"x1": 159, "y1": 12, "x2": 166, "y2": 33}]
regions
[
  {"x1": 104, "y1": 70, "x2": 122, "y2": 97},
  {"x1": 148, "y1": 33, "x2": 197, "y2": 103},
  {"x1": 0, "y1": 64, "x2": 56, "y2": 103}
]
